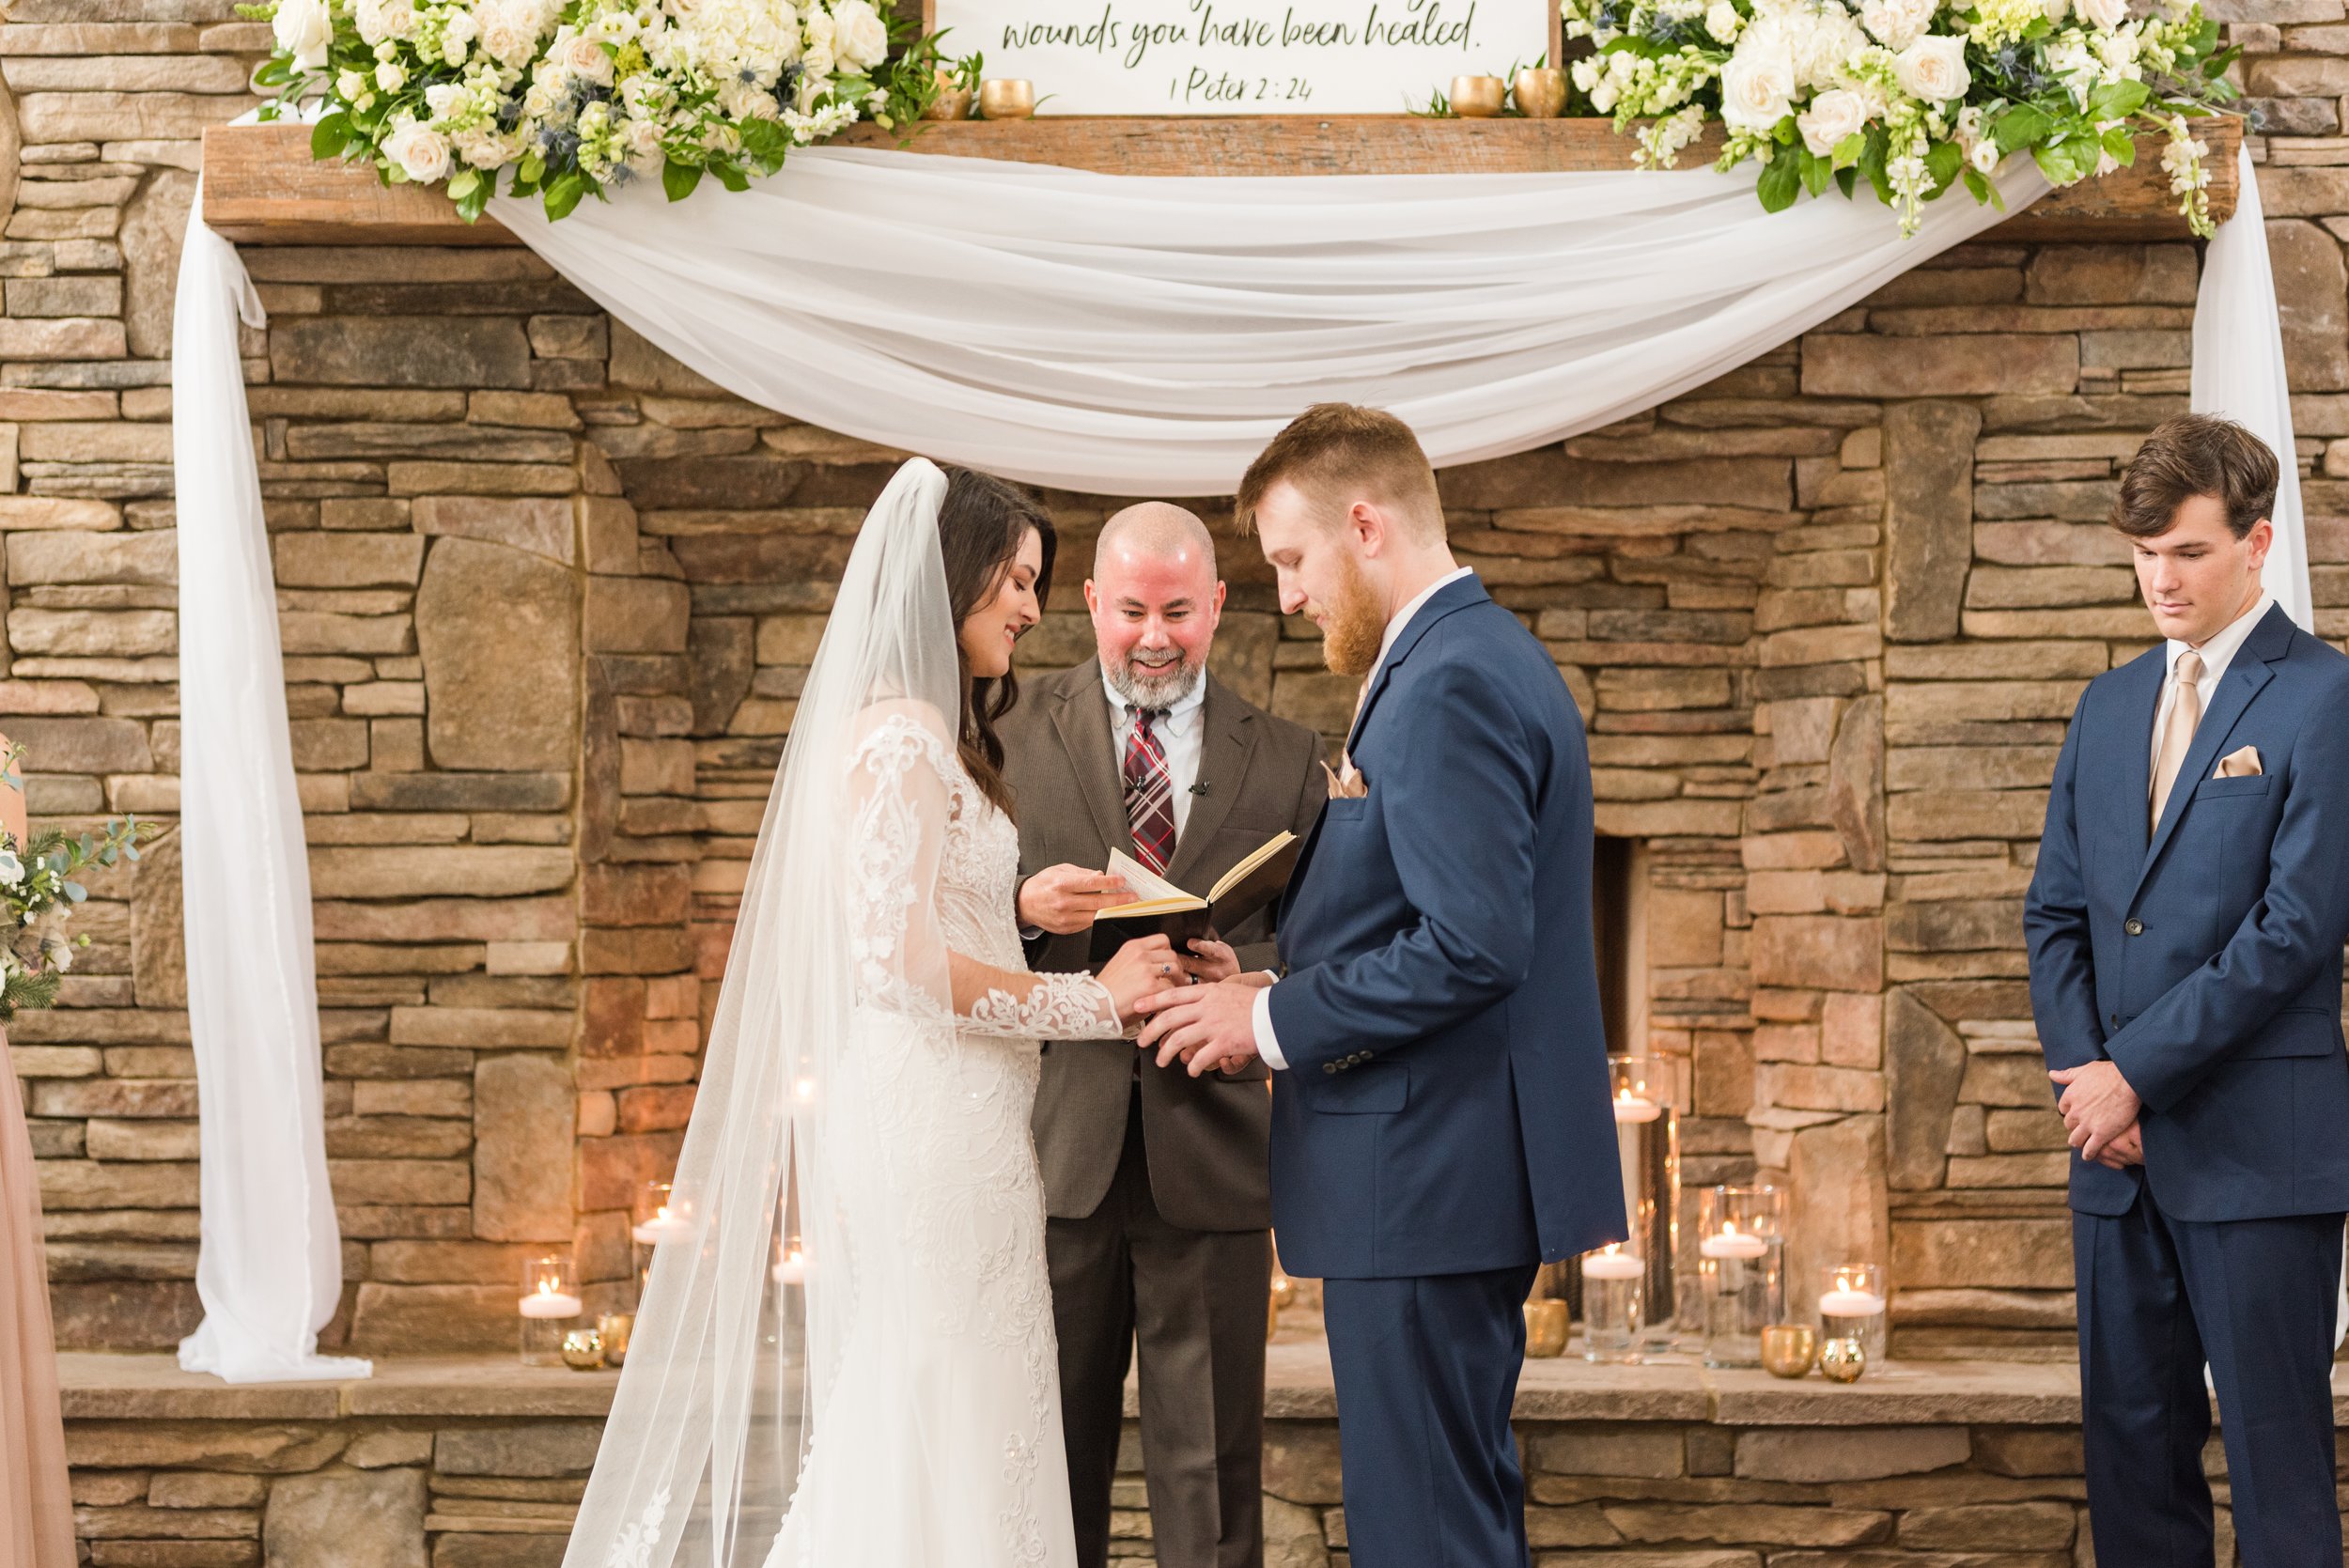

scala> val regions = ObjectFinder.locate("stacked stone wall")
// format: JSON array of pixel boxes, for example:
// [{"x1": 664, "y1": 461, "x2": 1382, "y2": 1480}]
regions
[{"x1": 5, "y1": 0, "x2": 2349, "y2": 1358}]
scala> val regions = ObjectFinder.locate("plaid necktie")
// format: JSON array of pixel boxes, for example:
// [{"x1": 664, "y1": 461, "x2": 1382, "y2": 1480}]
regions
[{"x1": 1122, "y1": 707, "x2": 1176, "y2": 874}]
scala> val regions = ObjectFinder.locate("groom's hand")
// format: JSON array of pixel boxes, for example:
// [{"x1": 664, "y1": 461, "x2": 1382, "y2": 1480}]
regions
[{"x1": 1134, "y1": 980, "x2": 1262, "y2": 1077}]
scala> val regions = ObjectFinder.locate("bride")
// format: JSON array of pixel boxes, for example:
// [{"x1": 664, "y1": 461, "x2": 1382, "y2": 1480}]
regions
[{"x1": 568, "y1": 459, "x2": 1180, "y2": 1568}]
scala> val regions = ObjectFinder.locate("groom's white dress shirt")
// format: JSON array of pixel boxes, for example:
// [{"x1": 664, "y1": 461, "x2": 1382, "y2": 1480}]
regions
[{"x1": 1251, "y1": 566, "x2": 1477, "y2": 1071}]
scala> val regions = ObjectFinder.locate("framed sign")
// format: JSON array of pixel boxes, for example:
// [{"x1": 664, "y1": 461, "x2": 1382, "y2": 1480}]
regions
[{"x1": 926, "y1": 0, "x2": 1558, "y2": 116}]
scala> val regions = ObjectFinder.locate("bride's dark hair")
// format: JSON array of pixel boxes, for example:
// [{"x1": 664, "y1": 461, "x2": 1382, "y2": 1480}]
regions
[{"x1": 937, "y1": 465, "x2": 1056, "y2": 818}]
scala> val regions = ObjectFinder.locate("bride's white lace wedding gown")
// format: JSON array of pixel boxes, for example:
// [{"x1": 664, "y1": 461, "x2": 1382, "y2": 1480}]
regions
[{"x1": 764, "y1": 711, "x2": 1118, "y2": 1568}]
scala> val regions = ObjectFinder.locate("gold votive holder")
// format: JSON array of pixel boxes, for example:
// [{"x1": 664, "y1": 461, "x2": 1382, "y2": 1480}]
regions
[
  {"x1": 1512, "y1": 67, "x2": 1566, "y2": 118},
  {"x1": 978, "y1": 79, "x2": 1035, "y2": 119},
  {"x1": 1819, "y1": 1336, "x2": 1867, "y2": 1383},
  {"x1": 561, "y1": 1328, "x2": 605, "y2": 1371},
  {"x1": 1759, "y1": 1324, "x2": 1817, "y2": 1378},
  {"x1": 597, "y1": 1312, "x2": 633, "y2": 1368},
  {"x1": 1450, "y1": 75, "x2": 1505, "y2": 117},
  {"x1": 926, "y1": 67, "x2": 972, "y2": 120},
  {"x1": 1523, "y1": 1298, "x2": 1569, "y2": 1358}
]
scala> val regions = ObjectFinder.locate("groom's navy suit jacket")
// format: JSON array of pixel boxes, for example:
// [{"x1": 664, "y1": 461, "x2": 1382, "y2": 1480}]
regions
[
  {"x1": 2025, "y1": 601, "x2": 2349, "y2": 1222},
  {"x1": 1265, "y1": 574, "x2": 1625, "y2": 1280}
]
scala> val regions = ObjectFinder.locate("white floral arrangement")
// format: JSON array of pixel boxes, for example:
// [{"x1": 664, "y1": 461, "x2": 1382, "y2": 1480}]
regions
[
  {"x1": 1563, "y1": 0, "x2": 2238, "y2": 234},
  {"x1": 0, "y1": 747, "x2": 149, "y2": 1022},
  {"x1": 253, "y1": 0, "x2": 948, "y2": 221}
]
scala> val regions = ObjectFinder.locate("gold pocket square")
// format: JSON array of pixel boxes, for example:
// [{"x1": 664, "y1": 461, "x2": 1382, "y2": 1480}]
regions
[
  {"x1": 1322, "y1": 757, "x2": 1368, "y2": 800},
  {"x1": 2216, "y1": 745, "x2": 2263, "y2": 779}
]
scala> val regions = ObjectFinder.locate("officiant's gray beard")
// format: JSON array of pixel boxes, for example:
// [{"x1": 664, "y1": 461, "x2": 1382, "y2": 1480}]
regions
[{"x1": 1106, "y1": 650, "x2": 1204, "y2": 711}]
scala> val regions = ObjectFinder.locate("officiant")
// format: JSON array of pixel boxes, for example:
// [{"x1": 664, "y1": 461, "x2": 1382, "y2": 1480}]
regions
[{"x1": 1004, "y1": 503, "x2": 1326, "y2": 1568}]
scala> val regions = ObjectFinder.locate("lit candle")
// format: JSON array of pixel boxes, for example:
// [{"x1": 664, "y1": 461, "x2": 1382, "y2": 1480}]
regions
[
  {"x1": 630, "y1": 1203, "x2": 693, "y2": 1247},
  {"x1": 1580, "y1": 1247, "x2": 1644, "y2": 1281},
  {"x1": 773, "y1": 1242, "x2": 807, "y2": 1286},
  {"x1": 1611, "y1": 1088, "x2": 1662, "y2": 1125},
  {"x1": 1700, "y1": 1223, "x2": 1769, "y2": 1262},
  {"x1": 1818, "y1": 1272, "x2": 1887, "y2": 1317},
  {"x1": 519, "y1": 1281, "x2": 583, "y2": 1319}
]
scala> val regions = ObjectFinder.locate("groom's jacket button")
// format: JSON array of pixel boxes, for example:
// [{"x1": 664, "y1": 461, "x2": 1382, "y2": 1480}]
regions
[
  {"x1": 2124, "y1": 918, "x2": 2144, "y2": 936},
  {"x1": 1322, "y1": 1063, "x2": 1338, "y2": 1075}
]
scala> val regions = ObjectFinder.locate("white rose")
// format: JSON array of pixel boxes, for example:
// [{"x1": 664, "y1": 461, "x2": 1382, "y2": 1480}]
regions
[
  {"x1": 1719, "y1": 34, "x2": 1797, "y2": 132},
  {"x1": 829, "y1": 0, "x2": 889, "y2": 70},
  {"x1": 566, "y1": 30, "x2": 614, "y2": 82},
  {"x1": 1858, "y1": 0, "x2": 1932, "y2": 51},
  {"x1": 476, "y1": 0, "x2": 544, "y2": 64},
  {"x1": 272, "y1": 0, "x2": 334, "y2": 70},
  {"x1": 2041, "y1": 0, "x2": 2069, "y2": 20},
  {"x1": 375, "y1": 58, "x2": 406, "y2": 90},
  {"x1": 383, "y1": 116, "x2": 453, "y2": 183},
  {"x1": 443, "y1": 6, "x2": 476, "y2": 46},
  {"x1": 1705, "y1": 1, "x2": 1745, "y2": 41},
  {"x1": 1796, "y1": 85, "x2": 1869, "y2": 154},
  {"x1": 1792, "y1": 8, "x2": 1866, "y2": 89},
  {"x1": 799, "y1": 6, "x2": 835, "y2": 77},
  {"x1": 2075, "y1": 0, "x2": 2125, "y2": 26},
  {"x1": 1969, "y1": 137, "x2": 1999, "y2": 174},
  {"x1": 1892, "y1": 33, "x2": 1969, "y2": 100},
  {"x1": 425, "y1": 81, "x2": 464, "y2": 116}
]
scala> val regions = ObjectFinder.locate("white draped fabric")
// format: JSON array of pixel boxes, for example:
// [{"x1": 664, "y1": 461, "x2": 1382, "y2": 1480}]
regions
[
  {"x1": 169, "y1": 137, "x2": 2302, "y2": 1382},
  {"x1": 2195, "y1": 145, "x2": 2314, "y2": 630},
  {"x1": 492, "y1": 148, "x2": 2055, "y2": 495},
  {"x1": 170, "y1": 182, "x2": 369, "y2": 1385}
]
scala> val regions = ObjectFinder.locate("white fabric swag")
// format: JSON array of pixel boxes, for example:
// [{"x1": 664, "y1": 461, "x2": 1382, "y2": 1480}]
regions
[
  {"x1": 170, "y1": 139, "x2": 2307, "y2": 1380},
  {"x1": 172, "y1": 179, "x2": 371, "y2": 1384}
]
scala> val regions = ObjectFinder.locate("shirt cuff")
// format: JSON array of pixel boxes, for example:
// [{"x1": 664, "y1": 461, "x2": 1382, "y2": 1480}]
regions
[{"x1": 1252, "y1": 983, "x2": 1286, "y2": 1071}]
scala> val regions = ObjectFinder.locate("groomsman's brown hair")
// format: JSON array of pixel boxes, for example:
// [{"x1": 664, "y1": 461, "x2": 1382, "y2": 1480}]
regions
[
  {"x1": 2117, "y1": 413, "x2": 2279, "y2": 540},
  {"x1": 1237, "y1": 403, "x2": 1446, "y2": 542}
]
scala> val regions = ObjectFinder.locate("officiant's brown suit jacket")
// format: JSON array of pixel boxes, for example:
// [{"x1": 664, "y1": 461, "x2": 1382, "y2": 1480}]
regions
[{"x1": 1003, "y1": 660, "x2": 1326, "y2": 1233}]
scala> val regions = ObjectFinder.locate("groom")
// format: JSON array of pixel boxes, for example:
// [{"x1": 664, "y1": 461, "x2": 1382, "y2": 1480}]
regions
[{"x1": 1137, "y1": 404, "x2": 1624, "y2": 1568}]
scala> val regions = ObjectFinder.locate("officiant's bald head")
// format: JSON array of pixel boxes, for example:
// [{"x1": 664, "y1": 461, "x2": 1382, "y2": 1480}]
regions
[{"x1": 1088, "y1": 503, "x2": 1224, "y2": 709}]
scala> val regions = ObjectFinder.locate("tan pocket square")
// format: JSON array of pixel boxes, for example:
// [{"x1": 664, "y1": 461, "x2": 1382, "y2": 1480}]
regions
[
  {"x1": 1322, "y1": 757, "x2": 1368, "y2": 800},
  {"x1": 2216, "y1": 745, "x2": 2263, "y2": 779}
]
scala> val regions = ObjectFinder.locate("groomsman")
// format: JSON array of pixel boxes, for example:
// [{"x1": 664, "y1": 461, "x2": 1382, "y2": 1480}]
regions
[
  {"x1": 2025, "y1": 413, "x2": 2349, "y2": 1568},
  {"x1": 1002, "y1": 503, "x2": 1326, "y2": 1568}
]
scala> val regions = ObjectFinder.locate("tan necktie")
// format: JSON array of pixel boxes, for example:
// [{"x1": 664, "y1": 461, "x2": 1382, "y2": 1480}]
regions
[{"x1": 2150, "y1": 650, "x2": 2204, "y2": 829}]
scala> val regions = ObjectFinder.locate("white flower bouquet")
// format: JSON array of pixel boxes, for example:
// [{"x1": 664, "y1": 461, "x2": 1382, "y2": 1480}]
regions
[
  {"x1": 1563, "y1": 0, "x2": 2238, "y2": 234},
  {"x1": 0, "y1": 750, "x2": 150, "y2": 1021},
  {"x1": 251, "y1": 0, "x2": 954, "y2": 221}
]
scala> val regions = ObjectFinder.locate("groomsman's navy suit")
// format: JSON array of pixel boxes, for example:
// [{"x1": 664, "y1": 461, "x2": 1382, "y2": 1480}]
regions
[
  {"x1": 1263, "y1": 573, "x2": 1624, "y2": 1568},
  {"x1": 2026, "y1": 599, "x2": 2349, "y2": 1568}
]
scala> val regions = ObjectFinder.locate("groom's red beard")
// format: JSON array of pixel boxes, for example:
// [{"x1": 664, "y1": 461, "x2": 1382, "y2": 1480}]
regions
[{"x1": 1316, "y1": 551, "x2": 1387, "y2": 678}]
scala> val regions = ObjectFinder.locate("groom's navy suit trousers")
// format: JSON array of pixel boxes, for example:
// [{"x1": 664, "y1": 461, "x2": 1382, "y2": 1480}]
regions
[
  {"x1": 2026, "y1": 602, "x2": 2349, "y2": 1568},
  {"x1": 1267, "y1": 575, "x2": 1624, "y2": 1568}
]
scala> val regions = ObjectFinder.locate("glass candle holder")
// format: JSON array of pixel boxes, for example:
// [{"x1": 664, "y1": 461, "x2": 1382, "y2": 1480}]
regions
[
  {"x1": 1579, "y1": 1244, "x2": 1645, "y2": 1362},
  {"x1": 631, "y1": 1180, "x2": 692, "y2": 1301},
  {"x1": 1817, "y1": 1263, "x2": 1889, "y2": 1368},
  {"x1": 1606, "y1": 1053, "x2": 1682, "y2": 1354},
  {"x1": 519, "y1": 1252, "x2": 583, "y2": 1367},
  {"x1": 1696, "y1": 1184, "x2": 1786, "y2": 1368}
]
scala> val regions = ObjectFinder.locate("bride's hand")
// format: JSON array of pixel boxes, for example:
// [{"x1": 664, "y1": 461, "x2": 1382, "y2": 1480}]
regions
[{"x1": 1099, "y1": 935, "x2": 1182, "y2": 1025}]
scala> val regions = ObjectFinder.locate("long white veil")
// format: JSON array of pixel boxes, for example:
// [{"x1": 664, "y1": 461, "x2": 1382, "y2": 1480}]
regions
[{"x1": 564, "y1": 458, "x2": 960, "y2": 1568}]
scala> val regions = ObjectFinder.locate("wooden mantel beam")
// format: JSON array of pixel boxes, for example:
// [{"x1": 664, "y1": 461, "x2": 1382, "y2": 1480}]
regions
[{"x1": 201, "y1": 116, "x2": 2239, "y2": 246}]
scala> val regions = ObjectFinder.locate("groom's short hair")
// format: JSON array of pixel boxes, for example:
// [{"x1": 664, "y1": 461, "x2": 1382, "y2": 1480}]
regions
[
  {"x1": 1237, "y1": 403, "x2": 1445, "y2": 542},
  {"x1": 2117, "y1": 413, "x2": 2277, "y2": 540}
]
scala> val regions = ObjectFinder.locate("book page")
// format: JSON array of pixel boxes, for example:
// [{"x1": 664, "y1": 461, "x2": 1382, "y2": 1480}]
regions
[
  {"x1": 1105, "y1": 848, "x2": 1199, "y2": 911},
  {"x1": 1206, "y1": 831, "x2": 1297, "y2": 903}
]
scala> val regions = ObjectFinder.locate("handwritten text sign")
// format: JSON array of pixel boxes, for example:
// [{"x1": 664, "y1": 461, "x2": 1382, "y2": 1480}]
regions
[{"x1": 931, "y1": 0, "x2": 1549, "y2": 114}]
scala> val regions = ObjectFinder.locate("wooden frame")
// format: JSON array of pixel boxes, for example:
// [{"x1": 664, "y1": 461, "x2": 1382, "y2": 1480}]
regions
[{"x1": 199, "y1": 115, "x2": 2240, "y2": 245}]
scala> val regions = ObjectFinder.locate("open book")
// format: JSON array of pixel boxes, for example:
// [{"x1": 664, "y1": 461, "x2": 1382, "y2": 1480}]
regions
[{"x1": 1093, "y1": 831, "x2": 1301, "y2": 947}]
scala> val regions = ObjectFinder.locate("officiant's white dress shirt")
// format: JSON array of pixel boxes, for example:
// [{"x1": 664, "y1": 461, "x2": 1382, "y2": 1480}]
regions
[
  {"x1": 1251, "y1": 566, "x2": 1477, "y2": 1071},
  {"x1": 1104, "y1": 661, "x2": 1208, "y2": 839}
]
